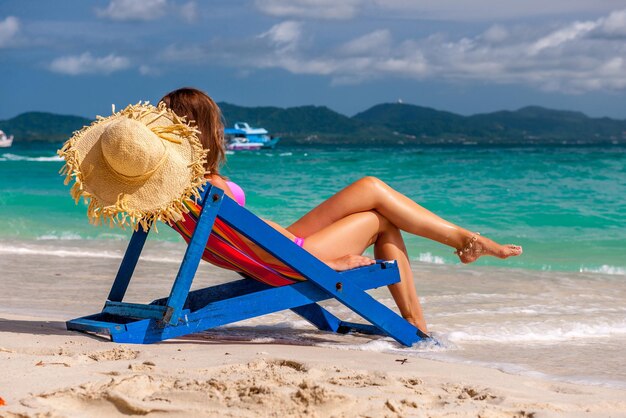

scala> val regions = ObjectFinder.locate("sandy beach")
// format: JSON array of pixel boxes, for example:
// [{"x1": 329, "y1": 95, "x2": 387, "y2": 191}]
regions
[
  {"x1": 2, "y1": 240, "x2": 626, "y2": 417},
  {"x1": 3, "y1": 311, "x2": 626, "y2": 418},
  {"x1": 3, "y1": 0, "x2": 626, "y2": 414},
  {"x1": 2, "y1": 312, "x2": 626, "y2": 418}
]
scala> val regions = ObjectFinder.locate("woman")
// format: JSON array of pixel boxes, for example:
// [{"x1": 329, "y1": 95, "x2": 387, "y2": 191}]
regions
[{"x1": 161, "y1": 87, "x2": 523, "y2": 334}]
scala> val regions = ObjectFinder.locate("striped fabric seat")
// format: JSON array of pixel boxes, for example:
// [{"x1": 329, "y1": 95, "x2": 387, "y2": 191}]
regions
[{"x1": 170, "y1": 198, "x2": 305, "y2": 287}]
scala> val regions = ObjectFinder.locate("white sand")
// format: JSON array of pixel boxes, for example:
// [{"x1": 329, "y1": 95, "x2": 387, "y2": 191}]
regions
[
  {"x1": 2, "y1": 313, "x2": 626, "y2": 417},
  {"x1": 2, "y1": 243, "x2": 626, "y2": 417}
]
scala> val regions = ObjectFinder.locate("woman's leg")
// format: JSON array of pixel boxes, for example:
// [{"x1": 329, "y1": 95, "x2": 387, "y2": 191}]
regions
[
  {"x1": 302, "y1": 210, "x2": 428, "y2": 332},
  {"x1": 373, "y1": 218, "x2": 427, "y2": 332},
  {"x1": 289, "y1": 176, "x2": 521, "y2": 263}
]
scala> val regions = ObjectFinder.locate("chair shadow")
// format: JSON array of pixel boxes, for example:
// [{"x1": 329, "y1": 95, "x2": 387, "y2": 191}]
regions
[
  {"x1": 0, "y1": 317, "x2": 71, "y2": 336},
  {"x1": 0, "y1": 318, "x2": 378, "y2": 346},
  {"x1": 170, "y1": 325, "x2": 376, "y2": 346},
  {"x1": 0, "y1": 317, "x2": 121, "y2": 343}
]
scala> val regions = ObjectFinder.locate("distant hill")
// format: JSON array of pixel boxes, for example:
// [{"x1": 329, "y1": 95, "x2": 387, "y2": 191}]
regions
[
  {"x1": 2, "y1": 103, "x2": 625, "y2": 145},
  {"x1": 218, "y1": 102, "x2": 392, "y2": 143},
  {"x1": 466, "y1": 106, "x2": 626, "y2": 142},
  {"x1": 0, "y1": 112, "x2": 91, "y2": 142},
  {"x1": 353, "y1": 103, "x2": 466, "y2": 137},
  {"x1": 354, "y1": 103, "x2": 626, "y2": 144}
]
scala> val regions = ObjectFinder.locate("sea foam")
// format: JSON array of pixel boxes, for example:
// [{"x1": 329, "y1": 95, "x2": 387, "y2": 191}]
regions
[
  {"x1": 0, "y1": 153, "x2": 62, "y2": 162},
  {"x1": 446, "y1": 321, "x2": 626, "y2": 343},
  {"x1": 36, "y1": 233, "x2": 83, "y2": 241},
  {"x1": 0, "y1": 243, "x2": 181, "y2": 264},
  {"x1": 415, "y1": 252, "x2": 446, "y2": 264},
  {"x1": 579, "y1": 265, "x2": 626, "y2": 276}
]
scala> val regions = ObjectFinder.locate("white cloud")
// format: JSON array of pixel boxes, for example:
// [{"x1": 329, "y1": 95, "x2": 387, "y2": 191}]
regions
[
  {"x1": 161, "y1": 9, "x2": 626, "y2": 93},
  {"x1": 96, "y1": 0, "x2": 167, "y2": 21},
  {"x1": 0, "y1": 16, "x2": 19, "y2": 47},
  {"x1": 255, "y1": 0, "x2": 362, "y2": 19},
  {"x1": 481, "y1": 25, "x2": 509, "y2": 44},
  {"x1": 598, "y1": 9, "x2": 626, "y2": 36},
  {"x1": 179, "y1": 1, "x2": 198, "y2": 23},
  {"x1": 371, "y1": 0, "x2": 626, "y2": 21},
  {"x1": 286, "y1": 8, "x2": 626, "y2": 91},
  {"x1": 258, "y1": 21, "x2": 302, "y2": 52},
  {"x1": 254, "y1": 0, "x2": 625, "y2": 21},
  {"x1": 139, "y1": 64, "x2": 160, "y2": 76},
  {"x1": 417, "y1": 10, "x2": 626, "y2": 92},
  {"x1": 49, "y1": 52, "x2": 131, "y2": 75},
  {"x1": 529, "y1": 21, "x2": 597, "y2": 55},
  {"x1": 338, "y1": 29, "x2": 392, "y2": 55}
]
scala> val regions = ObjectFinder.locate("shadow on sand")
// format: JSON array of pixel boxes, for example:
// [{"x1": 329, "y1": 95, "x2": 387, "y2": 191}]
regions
[
  {"x1": 0, "y1": 318, "x2": 371, "y2": 346},
  {"x1": 0, "y1": 318, "x2": 75, "y2": 337}
]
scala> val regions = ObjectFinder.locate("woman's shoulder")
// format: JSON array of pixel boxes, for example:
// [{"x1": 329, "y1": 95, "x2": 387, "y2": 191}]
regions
[
  {"x1": 206, "y1": 174, "x2": 229, "y2": 191},
  {"x1": 205, "y1": 174, "x2": 244, "y2": 205}
]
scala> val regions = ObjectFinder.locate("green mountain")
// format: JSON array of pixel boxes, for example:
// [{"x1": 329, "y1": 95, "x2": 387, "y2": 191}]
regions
[
  {"x1": 354, "y1": 103, "x2": 626, "y2": 144},
  {"x1": 353, "y1": 103, "x2": 467, "y2": 137},
  {"x1": 2, "y1": 103, "x2": 625, "y2": 145},
  {"x1": 218, "y1": 102, "x2": 391, "y2": 143},
  {"x1": 466, "y1": 106, "x2": 626, "y2": 142},
  {"x1": 0, "y1": 112, "x2": 91, "y2": 142}
]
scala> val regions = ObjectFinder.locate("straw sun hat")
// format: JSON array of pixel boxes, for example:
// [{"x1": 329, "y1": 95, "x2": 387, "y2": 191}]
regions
[{"x1": 58, "y1": 102, "x2": 208, "y2": 232}]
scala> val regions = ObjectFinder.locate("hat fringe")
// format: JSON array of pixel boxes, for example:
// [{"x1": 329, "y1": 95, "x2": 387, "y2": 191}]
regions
[{"x1": 58, "y1": 102, "x2": 208, "y2": 232}]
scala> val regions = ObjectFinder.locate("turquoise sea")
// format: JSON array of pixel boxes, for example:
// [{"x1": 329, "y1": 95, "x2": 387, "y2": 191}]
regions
[
  {"x1": 1, "y1": 142, "x2": 626, "y2": 388},
  {"x1": 1, "y1": 142, "x2": 624, "y2": 274}
]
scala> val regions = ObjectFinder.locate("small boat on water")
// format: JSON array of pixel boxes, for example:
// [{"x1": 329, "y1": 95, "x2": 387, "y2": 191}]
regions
[
  {"x1": 225, "y1": 137, "x2": 264, "y2": 151},
  {"x1": 224, "y1": 122, "x2": 280, "y2": 151},
  {"x1": 0, "y1": 130, "x2": 13, "y2": 148}
]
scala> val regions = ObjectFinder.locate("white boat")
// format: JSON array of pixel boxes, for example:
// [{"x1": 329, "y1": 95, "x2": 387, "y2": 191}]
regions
[
  {"x1": 226, "y1": 136, "x2": 264, "y2": 151},
  {"x1": 224, "y1": 122, "x2": 280, "y2": 150},
  {"x1": 0, "y1": 130, "x2": 13, "y2": 148}
]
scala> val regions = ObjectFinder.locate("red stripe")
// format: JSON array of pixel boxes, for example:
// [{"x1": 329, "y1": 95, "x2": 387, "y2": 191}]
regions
[
  {"x1": 211, "y1": 219, "x2": 303, "y2": 279},
  {"x1": 170, "y1": 200, "x2": 305, "y2": 287}
]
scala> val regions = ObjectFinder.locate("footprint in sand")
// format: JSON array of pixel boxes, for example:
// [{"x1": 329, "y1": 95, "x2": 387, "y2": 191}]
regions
[
  {"x1": 441, "y1": 383, "x2": 501, "y2": 402},
  {"x1": 400, "y1": 377, "x2": 424, "y2": 388},
  {"x1": 458, "y1": 385, "x2": 498, "y2": 401},
  {"x1": 87, "y1": 347, "x2": 139, "y2": 362},
  {"x1": 327, "y1": 371, "x2": 388, "y2": 388},
  {"x1": 549, "y1": 385, "x2": 590, "y2": 395},
  {"x1": 291, "y1": 380, "x2": 347, "y2": 408},
  {"x1": 268, "y1": 359, "x2": 309, "y2": 372},
  {"x1": 128, "y1": 361, "x2": 156, "y2": 372},
  {"x1": 21, "y1": 368, "x2": 352, "y2": 418}
]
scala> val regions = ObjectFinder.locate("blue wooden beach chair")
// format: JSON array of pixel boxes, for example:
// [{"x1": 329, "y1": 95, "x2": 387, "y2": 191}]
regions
[{"x1": 66, "y1": 185, "x2": 427, "y2": 346}]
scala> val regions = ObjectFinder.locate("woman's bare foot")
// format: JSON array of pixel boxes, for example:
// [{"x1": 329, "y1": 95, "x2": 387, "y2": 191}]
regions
[
  {"x1": 325, "y1": 254, "x2": 375, "y2": 271},
  {"x1": 455, "y1": 233, "x2": 522, "y2": 264}
]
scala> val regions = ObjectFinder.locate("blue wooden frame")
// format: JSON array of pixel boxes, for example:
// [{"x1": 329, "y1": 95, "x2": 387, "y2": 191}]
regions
[{"x1": 66, "y1": 185, "x2": 427, "y2": 346}]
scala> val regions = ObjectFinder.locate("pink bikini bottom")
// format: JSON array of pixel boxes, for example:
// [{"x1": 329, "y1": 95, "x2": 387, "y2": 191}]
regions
[{"x1": 294, "y1": 237, "x2": 305, "y2": 247}]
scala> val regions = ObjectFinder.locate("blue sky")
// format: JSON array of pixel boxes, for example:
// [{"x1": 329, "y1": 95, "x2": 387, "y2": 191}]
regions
[{"x1": 1, "y1": 0, "x2": 626, "y2": 120}]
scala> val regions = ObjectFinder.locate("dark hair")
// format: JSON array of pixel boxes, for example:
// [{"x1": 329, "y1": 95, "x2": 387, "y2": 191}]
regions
[{"x1": 159, "y1": 87, "x2": 225, "y2": 175}]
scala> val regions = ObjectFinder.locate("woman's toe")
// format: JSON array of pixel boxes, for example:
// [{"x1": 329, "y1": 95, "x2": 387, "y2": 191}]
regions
[{"x1": 505, "y1": 245, "x2": 523, "y2": 256}]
